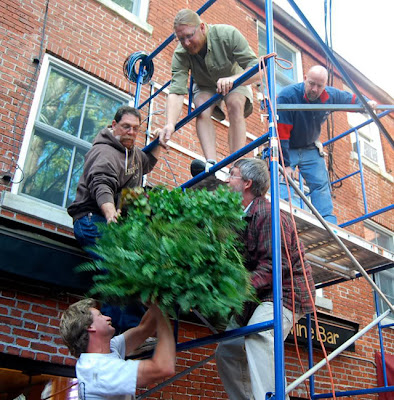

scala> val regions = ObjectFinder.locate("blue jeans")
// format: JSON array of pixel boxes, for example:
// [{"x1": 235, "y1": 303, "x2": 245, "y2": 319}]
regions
[
  {"x1": 280, "y1": 147, "x2": 337, "y2": 224},
  {"x1": 73, "y1": 213, "x2": 107, "y2": 258},
  {"x1": 73, "y1": 213, "x2": 145, "y2": 331}
]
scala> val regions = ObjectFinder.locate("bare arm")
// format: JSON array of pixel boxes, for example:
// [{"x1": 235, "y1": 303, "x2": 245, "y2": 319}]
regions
[
  {"x1": 123, "y1": 308, "x2": 157, "y2": 356},
  {"x1": 148, "y1": 130, "x2": 162, "y2": 160},
  {"x1": 136, "y1": 305, "x2": 176, "y2": 387},
  {"x1": 156, "y1": 93, "x2": 185, "y2": 149},
  {"x1": 216, "y1": 66, "x2": 260, "y2": 96},
  {"x1": 100, "y1": 202, "x2": 121, "y2": 223}
]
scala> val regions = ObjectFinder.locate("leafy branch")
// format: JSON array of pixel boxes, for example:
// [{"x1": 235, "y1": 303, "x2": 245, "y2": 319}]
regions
[{"x1": 77, "y1": 186, "x2": 255, "y2": 319}]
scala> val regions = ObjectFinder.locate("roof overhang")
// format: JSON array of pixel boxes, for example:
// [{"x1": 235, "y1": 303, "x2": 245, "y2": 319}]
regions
[
  {"x1": 0, "y1": 215, "x2": 93, "y2": 291},
  {"x1": 243, "y1": 0, "x2": 394, "y2": 103}
]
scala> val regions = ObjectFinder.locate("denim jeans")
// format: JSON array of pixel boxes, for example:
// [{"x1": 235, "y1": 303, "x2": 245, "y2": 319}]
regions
[
  {"x1": 73, "y1": 213, "x2": 107, "y2": 257},
  {"x1": 73, "y1": 213, "x2": 145, "y2": 331},
  {"x1": 216, "y1": 302, "x2": 302, "y2": 400},
  {"x1": 280, "y1": 147, "x2": 337, "y2": 224}
]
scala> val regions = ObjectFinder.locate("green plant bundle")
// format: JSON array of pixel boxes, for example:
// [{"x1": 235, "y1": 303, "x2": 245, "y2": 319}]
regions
[{"x1": 77, "y1": 186, "x2": 255, "y2": 319}]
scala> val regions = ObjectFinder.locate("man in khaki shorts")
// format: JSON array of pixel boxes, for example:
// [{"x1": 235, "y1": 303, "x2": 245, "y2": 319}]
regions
[{"x1": 157, "y1": 9, "x2": 259, "y2": 174}]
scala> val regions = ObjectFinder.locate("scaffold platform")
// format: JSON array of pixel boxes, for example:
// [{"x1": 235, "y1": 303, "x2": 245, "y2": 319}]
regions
[
  {"x1": 191, "y1": 172, "x2": 394, "y2": 287},
  {"x1": 279, "y1": 200, "x2": 394, "y2": 286}
]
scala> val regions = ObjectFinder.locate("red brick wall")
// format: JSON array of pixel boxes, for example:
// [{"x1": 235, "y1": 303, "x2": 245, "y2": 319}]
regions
[
  {"x1": 2, "y1": 277, "x2": 392, "y2": 399},
  {"x1": 1, "y1": 0, "x2": 392, "y2": 227},
  {"x1": 0, "y1": 285, "x2": 76, "y2": 366},
  {"x1": 309, "y1": 279, "x2": 394, "y2": 400},
  {"x1": 0, "y1": 0, "x2": 393, "y2": 399},
  {"x1": 0, "y1": 279, "x2": 229, "y2": 399}
]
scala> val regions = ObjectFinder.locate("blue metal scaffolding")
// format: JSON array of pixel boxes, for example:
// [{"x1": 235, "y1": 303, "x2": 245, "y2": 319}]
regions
[{"x1": 125, "y1": 0, "x2": 394, "y2": 399}]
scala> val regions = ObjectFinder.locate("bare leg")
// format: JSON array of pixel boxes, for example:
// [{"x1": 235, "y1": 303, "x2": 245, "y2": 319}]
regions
[
  {"x1": 225, "y1": 92, "x2": 247, "y2": 155},
  {"x1": 194, "y1": 92, "x2": 217, "y2": 161}
]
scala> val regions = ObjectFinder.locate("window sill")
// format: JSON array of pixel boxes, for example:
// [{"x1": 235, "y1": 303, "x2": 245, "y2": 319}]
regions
[
  {"x1": 1, "y1": 192, "x2": 73, "y2": 229},
  {"x1": 374, "y1": 314, "x2": 394, "y2": 330},
  {"x1": 350, "y1": 151, "x2": 393, "y2": 183},
  {"x1": 95, "y1": 0, "x2": 153, "y2": 35},
  {"x1": 315, "y1": 295, "x2": 333, "y2": 311}
]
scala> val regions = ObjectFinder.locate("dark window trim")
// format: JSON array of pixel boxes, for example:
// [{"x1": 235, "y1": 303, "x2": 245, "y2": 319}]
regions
[{"x1": 0, "y1": 353, "x2": 76, "y2": 378}]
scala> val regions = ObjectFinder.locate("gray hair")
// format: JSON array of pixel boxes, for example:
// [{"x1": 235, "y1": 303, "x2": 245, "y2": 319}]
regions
[
  {"x1": 234, "y1": 158, "x2": 270, "y2": 197},
  {"x1": 174, "y1": 9, "x2": 202, "y2": 29}
]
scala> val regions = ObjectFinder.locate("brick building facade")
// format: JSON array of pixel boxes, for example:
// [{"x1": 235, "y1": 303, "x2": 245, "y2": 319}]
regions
[{"x1": 0, "y1": 0, "x2": 393, "y2": 399}]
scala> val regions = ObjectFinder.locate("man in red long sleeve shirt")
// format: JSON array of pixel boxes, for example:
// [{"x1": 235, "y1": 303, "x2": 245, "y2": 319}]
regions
[{"x1": 215, "y1": 158, "x2": 315, "y2": 400}]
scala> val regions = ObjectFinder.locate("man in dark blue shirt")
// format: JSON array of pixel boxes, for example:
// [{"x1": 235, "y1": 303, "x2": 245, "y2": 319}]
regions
[{"x1": 277, "y1": 65, "x2": 376, "y2": 224}]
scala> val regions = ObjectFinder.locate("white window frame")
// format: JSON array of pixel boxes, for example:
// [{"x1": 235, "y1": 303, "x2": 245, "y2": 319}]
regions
[
  {"x1": 365, "y1": 220, "x2": 394, "y2": 325},
  {"x1": 257, "y1": 22, "x2": 303, "y2": 90},
  {"x1": 3, "y1": 54, "x2": 132, "y2": 228},
  {"x1": 374, "y1": 267, "x2": 394, "y2": 326},
  {"x1": 95, "y1": 0, "x2": 153, "y2": 34},
  {"x1": 315, "y1": 287, "x2": 333, "y2": 311},
  {"x1": 347, "y1": 111, "x2": 391, "y2": 181}
]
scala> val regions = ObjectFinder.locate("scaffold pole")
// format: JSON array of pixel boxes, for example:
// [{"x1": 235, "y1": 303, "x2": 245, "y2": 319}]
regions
[
  {"x1": 279, "y1": 165, "x2": 394, "y2": 314},
  {"x1": 264, "y1": 0, "x2": 287, "y2": 399},
  {"x1": 286, "y1": 310, "x2": 390, "y2": 393},
  {"x1": 286, "y1": 0, "x2": 394, "y2": 149}
]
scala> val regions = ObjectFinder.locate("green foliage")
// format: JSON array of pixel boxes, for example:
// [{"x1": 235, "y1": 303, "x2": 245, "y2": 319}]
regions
[{"x1": 78, "y1": 186, "x2": 255, "y2": 319}]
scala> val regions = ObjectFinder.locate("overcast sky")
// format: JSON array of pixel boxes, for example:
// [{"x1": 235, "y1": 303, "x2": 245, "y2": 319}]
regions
[{"x1": 273, "y1": 0, "x2": 394, "y2": 98}]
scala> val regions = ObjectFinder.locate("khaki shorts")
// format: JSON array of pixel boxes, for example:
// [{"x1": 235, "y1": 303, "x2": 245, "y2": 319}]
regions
[{"x1": 192, "y1": 83, "x2": 254, "y2": 121}]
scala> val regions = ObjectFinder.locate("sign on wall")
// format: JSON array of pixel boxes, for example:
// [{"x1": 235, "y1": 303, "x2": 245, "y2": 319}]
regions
[{"x1": 286, "y1": 313, "x2": 359, "y2": 352}]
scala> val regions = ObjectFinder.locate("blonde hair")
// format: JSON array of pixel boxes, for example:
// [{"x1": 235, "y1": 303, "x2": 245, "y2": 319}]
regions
[
  {"x1": 60, "y1": 298, "x2": 96, "y2": 358},
  {"x1": 174, "y1": 9, "x2": 202, "y2": 29}
]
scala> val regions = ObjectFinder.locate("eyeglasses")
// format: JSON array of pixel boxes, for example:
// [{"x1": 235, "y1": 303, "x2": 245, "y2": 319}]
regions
[
  {"x1": 228, "y1": 167, "x2": 244, "y2": 180},
  {"x1": 118, "y1": 124, "x2": 141, "y2": 133},
  {"x1": 228, "y1": 170, "x2": 244, "y2": 180},
  {"x1": 175, "y1": 26, "x2": 199, "y2": 43}
]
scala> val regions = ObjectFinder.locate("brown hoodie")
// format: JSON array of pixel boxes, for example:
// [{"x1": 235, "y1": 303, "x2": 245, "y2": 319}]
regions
[{"x1": 67, "y1": 127, "x2": 157, "y2": 222}]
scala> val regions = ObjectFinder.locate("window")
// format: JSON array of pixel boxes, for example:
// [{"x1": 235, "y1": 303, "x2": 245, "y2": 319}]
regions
[
  {"x1": 111, "y1": 0, "x2": 139, "y2": 14},
  {"x1": 95, "y1": 0, "x2": 152, "y2": 33},
  {"x1": 348, "y1": 112, "x2": 386, "y2": 173},
  {"x1": 365, "y1": 221, "x2": 394, "y2": 319},
  {"x1": 15, "y1": 55, "x2": 131, "y2": 209},
  {"x1": 374, "y1": 269, "x2": 394, "y2": 318},
  {"x1": 258, "y1": 24, "x2": 302, "y2": 93},
  {"x1": 104, "y1": 0, "x2": 141, "y2": 16}
]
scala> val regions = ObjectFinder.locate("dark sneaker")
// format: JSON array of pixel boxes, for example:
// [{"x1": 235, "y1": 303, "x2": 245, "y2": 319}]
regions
[
  {"x1": 190, "y1": 159, "x2": 206, "y2": 177},
  {"x1": 190, "y1": 159, "x2": 217, "y2": 177}
]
